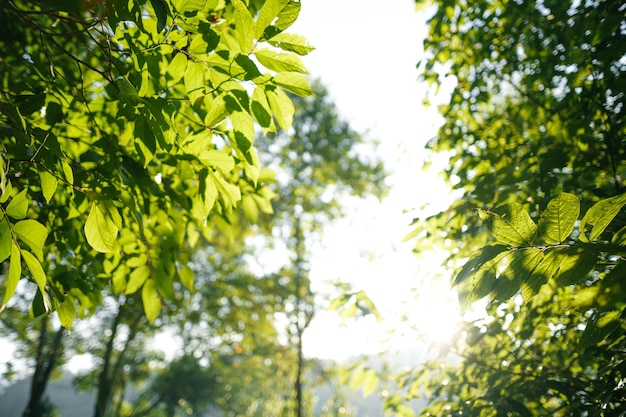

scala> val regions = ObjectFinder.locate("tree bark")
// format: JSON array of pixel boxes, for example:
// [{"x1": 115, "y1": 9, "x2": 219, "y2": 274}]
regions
[{"x1": 22, "y1": 315, "x2": 65, "y2": 417}]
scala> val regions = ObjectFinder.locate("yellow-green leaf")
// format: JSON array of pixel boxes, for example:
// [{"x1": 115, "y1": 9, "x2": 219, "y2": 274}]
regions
[
  {"x1": 255, "y1": 0, "x2": 290, "y2": 39},
  {"x1": 22, "y1": 250, "x2": 47, "y2": 296},
  {"x1": 273, "y1": 72, "x2": 313, "y2": 96},
  {"x1": 126, "y1": 265, "x2": 151, "y2": 295},
  {"x1": 5, "y1": 189, "x2": 29, "y2": 219},
  {"x1": 85, "y1": 202, "x2": 119, "y2": 253},
  {"x1": 13, "y1": 219, "x2": 48, "y2": 261},
  {"x1": 57, "y1": 297, "x2": 76, "y2": 329},
  {"x1": 141, "y1": 279, "x2": 161, "y2": 323},
  {"x1": 178, "y1": 263, "x2": 194, "y2": 291},
  {"x1": 39, "y1": 170, "x2": 58, "y2": 203},
  {"x1": 166, "y1": 52, "x2": 188, "y2": 85},
  {"x1": 268, "y1": 33, "x2": 315, "y2": 55},
  {"x1": 232, "y1": 0, "x2": 255, "y2": 54},
  {"x1": 255, "y1": 48, "x2": 308, "y2": 73},
  {"x1": 266, "y1": 86, "x2": 294, "y2": 131},
  {"x1": 2, "y1": 242, "x2": 21, "y2": 308}
]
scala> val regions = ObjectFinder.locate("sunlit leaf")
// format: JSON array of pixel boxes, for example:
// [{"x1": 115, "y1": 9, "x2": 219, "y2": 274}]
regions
[
  {"x1": 579, "y1": 309, "x2": 623, "y2": 349},
  {"x1": 232, "y1": 0, "x2": 255, "y2": 54},
  {"x1": 85, "y1": 202, "x2": 119, "y2": 253},
  {"x1": 268, "y1": 33, "x2": 315, "y2": 55},
  {"x1": 22, "y1": 250, "x2": 47, "y2": 297},
  {"x1": 273, "y1": 72, "x2": 313, "y2": 96},
  {"x1": 2, "y1": 242, "x2": 21, "y2": 308},
  {"x1": 178, "y1": 263, "x2": 194, "y2": 291},
  {"x1": 13, "y1": 219, "x2": 48, "y2": 261},
  {"x1": 490, "y1": 203, "x2": 537, "y2": 247},
  {"x1": 166, "y1": 52, "x2": 188, "y2": 85},
  {"x1": 255, "y1": 0, "x2": 290, "y2": 40},
  {"x1": 141, "y1": 279, "x2": 161, "y2": 323},
  {"x1": 538, "y1": 192, "x2": 579, "y2": 244},
  {"x1": 5, "y1": 189, "x2": 29, "y2": 220},
  {"x1": 579, "y1": 192, "x2": 626, "y2": 243},
  {"x1": 39, "y1": 170, "x2": 58, "y2": 203},
  {"x1": 57, "y1": 296, "x2": 76, "y2": 329},
  {"x1": 255, "y1": 49, "x2": 309, "y2": 74},
  {"x1": 126, "y1": 265, "x2": 151, "y2": 295}
]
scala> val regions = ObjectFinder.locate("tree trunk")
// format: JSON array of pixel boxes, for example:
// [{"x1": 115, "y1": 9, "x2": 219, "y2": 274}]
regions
[{"x1": 22, "y1": 315, "x2": 65, "y2": 417}]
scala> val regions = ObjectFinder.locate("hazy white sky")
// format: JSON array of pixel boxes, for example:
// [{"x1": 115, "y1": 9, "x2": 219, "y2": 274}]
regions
[{"x1": 290, "y1": 1, "x2": 461, "y2": 359}]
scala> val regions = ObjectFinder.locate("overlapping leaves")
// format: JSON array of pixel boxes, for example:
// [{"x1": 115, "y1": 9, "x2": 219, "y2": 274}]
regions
[
  {"x1": 455, "y1": 192, "x2": 626, "y2": 346},
  {"x1": 0, "y1": 0, "x2": 314, "y2": 325}
]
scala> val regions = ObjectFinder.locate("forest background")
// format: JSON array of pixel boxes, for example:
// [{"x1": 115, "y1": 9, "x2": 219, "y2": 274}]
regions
[{"x1": 1, "y1": 0, "x2": 625, "y2": 417}]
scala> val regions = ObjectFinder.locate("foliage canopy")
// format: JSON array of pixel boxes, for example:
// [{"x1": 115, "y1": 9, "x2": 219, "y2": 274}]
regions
[
  {"x1": 402, "y1": 0, "x2": 626, "y2": 415},
  {"x1": 0, "y1": 0, "x2": 314, "y2": 325}
]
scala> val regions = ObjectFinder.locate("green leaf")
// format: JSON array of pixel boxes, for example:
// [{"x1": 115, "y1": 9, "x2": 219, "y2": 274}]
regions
[
  {"x1": 85, "y1": 202, "x2": 119, "y2": 253},
  {"x1": 266, "y1": 86, "x2": 294, "y2": 130},
  {"x1": 141, "y1": 279, "x2": 161, "y2": 323},
  {"x1": 454, "y1": 245, "x2": 510, "y2": 310},
  {"x1": 579, "y1": 192, "x2": 626, "y2": 242},
  {"x1": 255, "y1": 49, "x2": 308, "y2": 74},
  {"x1": 267, "y1": 1, "x2": 301, "y2": 35},
  {"x1": 492, "y1": 248, "x2": 543, "y2": 301},
  {"x1": 0, "y1": 221, "x2": 11, "y2": 264},
  {"x1": 490, "y1": 202, "x2": 537, "y2": 247},
  {"x1": 579, "y1": 309, "x2": 623, "y2": 349},
  {"x1": 5, "y1": 189, "x2": 29, "y2": 220},
  {"x1": 198, "y1": 149, "x2": 235, "y2": 173},
  {"x1": 2, "y1": 242, "x2": 21, "y2": 308},
  {"x1": 268, "y1": 33, "x2": 315, "y2": 55},
  {"x1": 251, "y1": 86, "x2": 273, "y2": 128},
  {"x1": 171, "y1": 0, "x2": 205, "y2": 12},
  {"x1": 242, "y1": 194, "x2": 259, "y2": 223},
  {"x1": 232, "y1": 0, "x2": 255, "y2": 54},
  {"x1": 39, "y1": 170, "x2": 58, "y2": 203},
  {"x1": 57, "y1": 297, "x2": 76, "y2": 329},
  {"x1": 255, "y1": 0, "x2": 290, "y2": 40},
  {"x1": 521, "y1": 248, "x2": 564, "y2": 302},
  {"x1": 178, "y1": 263, "x2": 195, "y2": 291},
  {"x1": 184, "y1": 60, "x2": 205, "y2": 101},
  {"x1": 554, "y1": 246, "x2": 597, "y2": 286},
  {"x1": 273, "y1": 72, "x2": 313, "y2": 96},
  {"x1": 22, "y1": 250, "x2": 47, "y2": 297},
  {"x1": 538, "y1": 192, "x2": 579, "y2": 244},
  {"x1": 361, "y1": 368, "x2": 380, "y2": 397},
  {"x1": 13, "y1": 219, "x2": 48, "y2": 261},
  {"x1": 126, "y1": 265, "x2": 151, "y2": 295},
  {"x1": 212, "y1": 171, "x2": 242, "y2": 210},
  {"x1": 166, "y1": 52, "x2": 188, "y2": 85},
  {"x1": 149, "y1": 0, "x2": 169, "y2": 33}
]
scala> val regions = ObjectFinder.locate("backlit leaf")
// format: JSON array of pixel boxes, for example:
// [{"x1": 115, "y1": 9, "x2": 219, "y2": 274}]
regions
[
  {"x1": 538, "y1": 192, "x2": 579, "y2": 244},
  {"x1": 2, "y1": 242, "x2": 21, "y2": 308},
  {"x1": 273, "y1": 72, "x2": 313, "y2": 96},
  {"x1": 268, "y1": 33, "x2": 315, "y2": 55},
  {"x1": 255, "y1": 48, "x2": 308, "y2": 73},
  {"x1": 39, "y1": 170, "x2": 58, "y2": 203},
  {"x1": 255, "y1": 0, "x2": 290, "y2": 40},
  {"x1": 266, "y1": 86, "x2": 294, "y2": 130},
  {"x1": 57, "y1": 297, "x2": 76, "y2": 329},
  {"x1": 85, "y1": 202, "x2": 119, "y2": 253},
  {"x1": 126, "y1": 265, "x2": 151, "y2": 295},
  {"x1": 5, "y1": 189, "x2": 29, "y2": 220},
  {"x1": 490, "y1": 202, "x2": 537, "y2": 247},
  {"x1": 13, "y1": 219, "x2": 48, "y2": 261},
  {"x1": 22, "y1": 250, "x2": 47, "y2": 296},
  {"x1": 141, "y1": 279, "x2": 161, "y2": 323},
  {"x1": 232, "y1": 0, "x2": 255, "y2": 54},
  {"x1": 166, "y1": 52, "x2": 188, "y2": 85},
  {"x1": 579, "y1": 192, "x2": 626, "y2": 242}
]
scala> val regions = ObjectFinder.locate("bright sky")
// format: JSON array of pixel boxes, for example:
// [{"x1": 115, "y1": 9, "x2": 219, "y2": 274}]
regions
[{"x1": 290, "y1": 1, "x2": 461, "y2": 360}]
